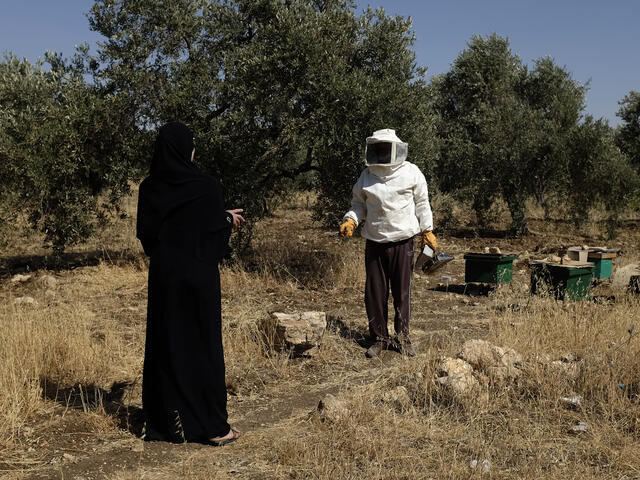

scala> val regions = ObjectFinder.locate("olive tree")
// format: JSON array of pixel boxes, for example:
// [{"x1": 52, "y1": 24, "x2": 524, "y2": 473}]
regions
[
  {"x1": 616, "y1": 91, "x2": 640, "y2": 171},
  {"x1": 0, "y1": 52, "x2": 146, "y2": 253},
  {"x1": 431, "y1": 34, "x2": 630, "y2": 236},
  {"x1": 88, "y1": 0, "x2": 436, "y2": 239}
]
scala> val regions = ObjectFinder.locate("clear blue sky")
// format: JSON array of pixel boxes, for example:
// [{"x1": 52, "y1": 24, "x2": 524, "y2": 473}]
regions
[{"x1": 1, "y1": 0, "x2": 638, "y2": 126}]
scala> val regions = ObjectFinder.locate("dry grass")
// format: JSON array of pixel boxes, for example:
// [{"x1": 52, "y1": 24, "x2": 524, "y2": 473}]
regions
[{"x1": 1, "y1": 191, "x2": 640, "y2": 479}]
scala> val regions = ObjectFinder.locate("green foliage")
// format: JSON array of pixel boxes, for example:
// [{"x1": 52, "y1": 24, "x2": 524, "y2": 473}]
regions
[
  {"x1": 568, "y1": 117, "x2": 639, "y2": 235},
  {"x1": 616, "y1": 91, "x2": 640, "y2": 170},
  {"x1": 433, "y1": 34, "x2": 535, "y2": 234},
  {"x1": 1, "y1": 6, "x2": 637, "y2": 252},
  {"x1": 88, "y1": 0, "x2": 436, "y2": 240},
  {"x1": 432, "y1": 34, "x2": 637, "y2": 235},
  {"x1": 0, "y1": 52, "x2": 147, "y2": 253}
]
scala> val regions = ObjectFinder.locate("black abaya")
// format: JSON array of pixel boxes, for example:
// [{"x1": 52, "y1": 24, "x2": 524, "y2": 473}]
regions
[{"x1": 136, "y1": 122, "x2": 233, "y2": 443}]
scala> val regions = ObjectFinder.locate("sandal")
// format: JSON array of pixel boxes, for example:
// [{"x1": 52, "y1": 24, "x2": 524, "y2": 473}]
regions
[{"x1": 208, "y1": 427, "x2": 241, "y2": 446}]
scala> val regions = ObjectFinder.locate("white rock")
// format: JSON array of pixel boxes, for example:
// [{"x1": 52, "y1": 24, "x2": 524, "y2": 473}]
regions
[
  {"x1": 14, "y1": 296, "x2": 37, "y2": 306},
  {"x1": 613, "y1": 263, "x2": 640, "y2": 288},
  {"x1": 262, "y1": 311, "x2": 326, "y2": 355},
  {"x1": 381, "y1": 386, "x2": 411, "y2": 410},
  {"x1": 436, "y1": 357, "x2": 479, "y2": 396},
  {"x1": 486, "y1": 365, "x2": 521, "y2": 383},
  {"x1": 62, "y1": 452, "x2": 77, "y2": 463},
  {"x1": 470, "y1": 459, "x2": 491, "y2": 473},
  {"x1": 317, "y1": 394, "x2": 348, "y2": 422},
  {"x1": 10, "y1": 273, "x2": 32, "y2": 283},
  {"x1": 569, "y1": 421, "x2": 588, "y2": 434},
  {"x1": 459, "y1": 339, "x2": 522, "y2": 371},
  {"x1": 560, "y1": 395, "x2": 583, "y2": 407},
  {"x1": 38, "y1": 274, "x2": 57, "y2": 289}
]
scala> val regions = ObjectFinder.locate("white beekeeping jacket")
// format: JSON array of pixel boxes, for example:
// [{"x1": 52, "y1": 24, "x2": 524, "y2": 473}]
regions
[{"x1": 343, "y1": 160, "x2": 433, "y2": 243}]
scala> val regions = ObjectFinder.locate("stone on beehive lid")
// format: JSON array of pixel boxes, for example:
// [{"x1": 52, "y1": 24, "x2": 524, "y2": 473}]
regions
[
  {"x1": 265, "y1": 311, "x2": 326, "y2": 354},
  {"x1": 458, "y1": 339, "x2": 522, "y2": 371}
]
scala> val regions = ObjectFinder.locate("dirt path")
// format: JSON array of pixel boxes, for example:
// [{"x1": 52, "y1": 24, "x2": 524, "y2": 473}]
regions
[{"x1": 17, "y1": 251, "x2": 508, "y2": 479}]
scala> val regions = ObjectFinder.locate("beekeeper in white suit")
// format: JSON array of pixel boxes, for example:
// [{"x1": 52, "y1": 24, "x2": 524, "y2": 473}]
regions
[{"x1": 339, "y1": 129, "x2": 437, "y2": 358}]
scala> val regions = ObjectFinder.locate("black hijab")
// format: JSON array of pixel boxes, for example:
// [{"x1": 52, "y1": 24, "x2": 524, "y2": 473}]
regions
[{"x1": 136, "y1": 122, "x2": 229, "y2": 256}]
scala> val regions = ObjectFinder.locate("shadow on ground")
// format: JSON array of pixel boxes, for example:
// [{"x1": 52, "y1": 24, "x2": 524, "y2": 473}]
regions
[
  {"x1": 0, "y1": 249, "x2": 144, "y2": 278},
  {"x1": 429, "y1": 283, "x2": 495, "y2": 296},
  {"x1": 327, "y1": 315, "x2": 370, "y2": 349},
  {"x1": 39, "y1": 378, "x2": 145, "y2": 437}
]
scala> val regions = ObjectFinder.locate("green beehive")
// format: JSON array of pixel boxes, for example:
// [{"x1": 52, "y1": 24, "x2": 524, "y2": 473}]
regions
[
  {"x1": 464, "y1": 253, "x2": 518, "y2": 285},
  {"x1": 587, "y1": 251, "x2": 616, "y2": 280},
  {"x1": 530, "y1": 262, "x2": 593, "y2": 301}
]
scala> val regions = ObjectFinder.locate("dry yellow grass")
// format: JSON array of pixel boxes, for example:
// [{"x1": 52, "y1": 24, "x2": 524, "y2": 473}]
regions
[{"x1": 1, "y1": 191, "x2": 639, "y2": 479}]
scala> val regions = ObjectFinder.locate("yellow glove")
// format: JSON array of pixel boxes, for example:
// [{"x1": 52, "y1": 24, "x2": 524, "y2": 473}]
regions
[
  {"x1": 339, "y1": 219, "x2": 356, "y2": 237},
  {"x1": 421, "y1": 231, "x2": 438, "y2": 251}
]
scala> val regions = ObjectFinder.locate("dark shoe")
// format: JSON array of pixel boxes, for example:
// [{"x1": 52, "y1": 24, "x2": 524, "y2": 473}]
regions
[
  {"x1": 396, "y1": 336, "x2": 416, "y2": 357},
  {"x1": 365, "y1": 340, "x2": 388, "y2": 358}
]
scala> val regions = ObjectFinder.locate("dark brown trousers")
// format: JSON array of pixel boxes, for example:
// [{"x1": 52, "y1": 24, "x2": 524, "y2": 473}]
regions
[{"x1": 364, "y1": 237, "x2": 414, "y2": 342}]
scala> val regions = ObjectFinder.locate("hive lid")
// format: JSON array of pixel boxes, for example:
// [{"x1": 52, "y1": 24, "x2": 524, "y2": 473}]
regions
[
  {"x1": 530, "y1": 260, "x2": 594, "y2": 268},
  {"x1": 464, "y1": 253, "x2": 518, "y2": 259}
]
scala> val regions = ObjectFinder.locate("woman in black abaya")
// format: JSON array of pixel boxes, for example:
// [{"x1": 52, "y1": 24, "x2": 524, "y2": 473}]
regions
[{"x1": 137, "y1": 122, "x2": 244, "y2": 445}]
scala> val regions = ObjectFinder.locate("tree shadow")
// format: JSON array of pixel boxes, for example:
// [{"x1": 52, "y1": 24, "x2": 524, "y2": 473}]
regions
[
  {"x1": 39, "y1": 378, "x2": 145, "y2": 437},
  {"x1": 0, "y1": 249, "x2": 144, "y2": 277},
  {"x1": 448, "y1": 227, "x2": 512, "y2": 239},
  {"x1": 326, "y1": 314, "x2": 370, "y2": 349},
  {"x1": 429, "y1": 283, "x2": 495, "y2": 296}
]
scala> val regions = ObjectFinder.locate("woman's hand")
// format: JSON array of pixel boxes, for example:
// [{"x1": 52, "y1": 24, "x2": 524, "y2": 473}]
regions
[{"x1": 226, "y1": 209, "x2": 246, "y2": 229}]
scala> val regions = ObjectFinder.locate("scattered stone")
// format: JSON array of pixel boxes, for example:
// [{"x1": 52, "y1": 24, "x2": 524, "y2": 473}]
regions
[
  {"x1": 381, "y1": 386, "x2": 411, "y2": 410},
  {"x1": 436, "y1": 357, "x2": 479, "y2": 396},
  {"x1": 486, "y1": 365, "x2": 521, "y2": 383},
  {"x1": 14, "y1": 296, "x2": 37, "y2": 306},
  {"x1": 549, "y1": 360, "x2": 580, "y2": 379},
  {"x1": 560, "y1": 395, "x2": 583, "y2": 408},
  {"x1": 559, "y1": 352, "x2": 578, "y2": 363},
  {"x1": 613, "y1": 263, "x2": 640, "y2": 288},
  {"x1": 458, "y1": 339, "x2": 522, "y2": 371},
  {"x1": 569, "y1": 421, "x2": 588, "y2": 434},
  {"x1": 38, "y1": 274, "x2": 57, "y2": 289},
  {"x1": 10, "y1": 273, "x2": 32, "y2": 283},
  {"x1": 261, "y1": 311, "x2": 326, "y2": 355},
  {"x1": 317, "y1": 394, "x2": 348, "y2": 422},
  {"x1": 549, "y1": 255, "x2": 562, "y2": 263},
  {"x1": 130, "y1": 441, "x2": 144, "y2": 452},
  {"x1": 470, "y1": 459, "x2": 491, "y2": 473},
  {"x1": 530, "y1": 352, "x2": 553, "y2": 364},
  {"x1": 62, "y1": 453, "x2": 78, "y2": 463}
]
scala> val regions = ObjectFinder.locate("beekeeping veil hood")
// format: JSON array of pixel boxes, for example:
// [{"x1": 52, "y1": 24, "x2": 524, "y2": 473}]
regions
[{"x1": 365, "y1": 129, "x2": 408, "y2": 167}]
